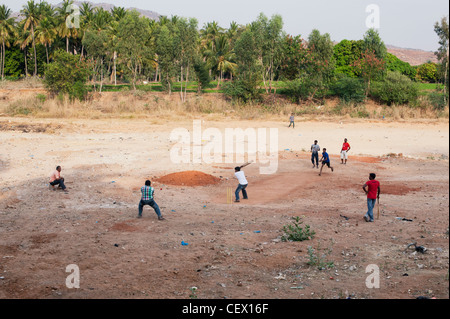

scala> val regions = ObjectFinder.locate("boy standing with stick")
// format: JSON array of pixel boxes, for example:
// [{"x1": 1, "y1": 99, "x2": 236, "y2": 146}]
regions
[{"x1": 234, "y1": 162, "x2": 251, "y2": 203}]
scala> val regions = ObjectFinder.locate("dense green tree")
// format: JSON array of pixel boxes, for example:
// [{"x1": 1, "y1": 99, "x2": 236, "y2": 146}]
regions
[
  {"x1": 434, "y1": 16, "x2": 449, "y2": 104},
  {"x1": 115, "y1": 10, "x2": 153, "y2": 91},
  {"x1": 224, "y1": 28, "x2": 262, "y2": 103},
  {"x1": 385, "y1": 52, "x2": 416, "y2": 80},
  {"x1": 363, "y1": 28, "x2": 387, "y2": 60},
  {"x1": 333, "y1": 39, "x2": 364, "y2": 77},
  {"x1": 416, "y1": 62, "x2": 438, "y2": 83},
  {"x1": 44, "y1": 49, "x2": 91, "y2": 100},
  {"x1": 279, "y1": 35, "x2": 308, "y2": 80}
]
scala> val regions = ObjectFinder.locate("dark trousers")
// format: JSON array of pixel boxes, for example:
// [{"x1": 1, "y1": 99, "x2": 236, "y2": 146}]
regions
[
  {"x1": 50, "y1": 178, "x2": 66, "y2": 190},
  {"x1": 139, "y1": 199, "x2": 161, "y2": 218},
  {"x1": 235, "y1": 184, "x2": 248, "y2": 201},
  {"x1": 289, "y1": 121, "x2": 295, "y2": 128},
  {"x1": 311, "y1": 153, "x2": 319, "y2": 166}
]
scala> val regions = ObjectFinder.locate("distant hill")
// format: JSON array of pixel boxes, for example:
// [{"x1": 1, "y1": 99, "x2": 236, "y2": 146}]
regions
[
  {"x1": 386, "y1": 45, "x2": 438, "y2": 66},
  {"x1": 11, "y1": 1, "x2": 160, "y2": 21}
]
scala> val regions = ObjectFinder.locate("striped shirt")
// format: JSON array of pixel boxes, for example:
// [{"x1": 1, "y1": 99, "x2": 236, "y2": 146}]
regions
[{"x1": 141, "y1": 186, "x2": 154, "y2": 201}]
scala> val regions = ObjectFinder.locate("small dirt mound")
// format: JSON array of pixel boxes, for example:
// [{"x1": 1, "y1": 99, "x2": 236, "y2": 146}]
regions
[{"x1": 156, "y1": 171, "x2": 221, "y2": 187}]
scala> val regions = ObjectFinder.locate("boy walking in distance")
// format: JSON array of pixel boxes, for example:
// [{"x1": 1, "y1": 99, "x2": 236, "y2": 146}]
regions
[
  {"x1": 363, "y1": 173, "x2": 381, "y2": 223},
  {"x1": 288, "y1": 113, "x2": 295, "y2": 128},
  {"x1": 138, "y1": 180, "x2": 165, "y2": 220},
  {"x1": 234, "y1": 163, "x2": 251, "y2": 202},
  {"x1": 311, "y1": 140, "x2": 321, "y2": 169},
  {"x1": 319, "y1": 148, "x2": 334, "y2": 176},
  {"x1": 49, "y1": 166, "x2": 68, "y2": 193},
  {"x1": 341, "y1": 138, "x2": 351, "y2": 164}
]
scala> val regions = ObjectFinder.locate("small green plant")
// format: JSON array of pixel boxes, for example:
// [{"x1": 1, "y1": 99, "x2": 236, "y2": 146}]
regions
[
  {"x1": 36, "y1": 93, "x2": 47, "y2": 103},
  {"x1": 189, "y1": 286, "x2": 198, "y2": 299},
  {"x1": 281, "y1": 216, "x2": 315, "y2": 242},
  {"x1": 307, "y1": 245, "x2": 335, "y2": 270}
]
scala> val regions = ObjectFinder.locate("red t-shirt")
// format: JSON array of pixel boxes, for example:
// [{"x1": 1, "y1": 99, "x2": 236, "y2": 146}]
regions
[
  {"x1": 342, "y1": 142, "x2": 350, "y2": 151},
  {"x1": 365, "y1": 180, "x2": 380, "y2": 199}
]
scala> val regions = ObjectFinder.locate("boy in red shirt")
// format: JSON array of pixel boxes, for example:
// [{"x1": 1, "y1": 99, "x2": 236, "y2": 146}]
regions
[
  {"x1": 341, "y1": 138, "x2": 351, "y2": 164},
  {"x1": 363, "y1": 173, "x2": 380, "y2": 222}
]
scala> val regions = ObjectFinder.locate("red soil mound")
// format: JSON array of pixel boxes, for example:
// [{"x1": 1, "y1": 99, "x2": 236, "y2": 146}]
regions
[{"x1": 156, "y1": 171, "x2": 221, "y2": 187}]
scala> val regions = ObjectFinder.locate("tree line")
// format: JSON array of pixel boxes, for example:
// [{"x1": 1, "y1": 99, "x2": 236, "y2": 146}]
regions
[{"x1": 0, "y1": 1, "x2": 448, "y2": 106}]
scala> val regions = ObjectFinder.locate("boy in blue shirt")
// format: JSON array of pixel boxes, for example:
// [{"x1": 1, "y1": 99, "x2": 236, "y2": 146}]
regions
[{"x1": 319, "y1": 148, "x2": 334, "y2": 176}]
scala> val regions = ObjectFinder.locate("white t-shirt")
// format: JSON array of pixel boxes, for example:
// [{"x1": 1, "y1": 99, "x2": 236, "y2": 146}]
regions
[{"x1": 235, "y1": 171, "x2": 248, "y2": 185}]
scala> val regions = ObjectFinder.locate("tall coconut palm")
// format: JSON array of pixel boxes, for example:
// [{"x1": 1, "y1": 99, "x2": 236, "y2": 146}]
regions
[
  {"x1": 79, "y1": 2, "x2": 94, "y2": 58},
  {"x1": 111, "y1": 6, "x2": 127, "y2": 22},
  {"x1": 35, "y1": 17, "x2": 57, "y2": 64},
  {"x1": 57, "y1": 0, "x2": 78, "y2": 53},
  {"x1": 15, "y1": 21, "x2": 33, "y2": 77},
  {"x1": 91, "y1": 7, "x2": 112, "y2": 31},
  {"x1": 204, "y1": 34, "x2": 237, "y2": 87},
  {"x1": 200, "y1": 21, "x2": 222, "y2": 51},
  {"x1": 0, "y1": 4, "x2": 17, "y2": 79},
  {"x1": 21, "y1": 0, "x2": 40, "y2": 76}
]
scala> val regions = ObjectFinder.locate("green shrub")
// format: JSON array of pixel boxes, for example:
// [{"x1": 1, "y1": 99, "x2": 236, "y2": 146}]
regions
[
  {"x1": 428, "y1": 92, "x2": 448, "y2": 110},
  {"x1": 281, "y1": 217, "x2": 315, "y2": 242},
  {"x1": 331, "y1": 75, "x2": 366, "y2": 103},
  {"x1": 370, "y1": 71, "x2": 419, "y2": 105},
  {"x1": 284, "y1": 77, "x2": 328, "y2": 104},
  {"x1": 223, "y1": 77, "x2": 261, "y2": 104},
  {"x1": 307, "y1": 246, "x2": 335, "y2": 270},
  {"x1": 43, "y1": 50, "x2": 91, "y2": 101},
  {"x1": 36, "y1": 93, "x2": 47, "y2": 103}
]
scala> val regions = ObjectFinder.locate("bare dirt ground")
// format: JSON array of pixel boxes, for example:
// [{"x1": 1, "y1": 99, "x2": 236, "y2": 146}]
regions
[{"x1": 0, "y1": 117, "x2": 448, "y2": 299}]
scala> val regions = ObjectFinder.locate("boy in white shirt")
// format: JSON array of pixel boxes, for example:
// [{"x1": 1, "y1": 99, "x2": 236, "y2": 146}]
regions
[{"x1": 234, "y1": 163, "x2": 251, "y2": 202}]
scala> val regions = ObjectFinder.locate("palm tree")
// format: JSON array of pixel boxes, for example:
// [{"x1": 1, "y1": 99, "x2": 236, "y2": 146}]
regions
[
  {"x1": 15, "y1": 21, "x2": 33, "y2": 77},
  {"x1": 204, "y1": 34, "x2": 237, "y2": 87},
  {"x1": 56, "y1": 0, "x2": 78, "y2": 53},
  {"x1": 111, "y1": 6, "x2": 127, "y2": 22},
  {"x1": 91, "y1": 7, "x2": 112, "y2": 31},
  {"x1": 35, "y1": 17, "x2": 57, "y2": 64},
  {"x1": 0, "y1": 4, "x2": 17, "y2": 79},
  {"x1": 200, "y1": 21, "x2": 222, "y2": 51},
  {"x1": 21, "y1": 0, "x2": 40, "y2": 76},
  {"x1": 79, "y1": 2, "x2": 94, "y2": 58}
]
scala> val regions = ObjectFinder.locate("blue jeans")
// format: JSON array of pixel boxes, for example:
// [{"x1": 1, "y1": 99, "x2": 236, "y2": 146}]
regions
[
  {"x1": 311, "y1": 153, "x2": 319, "y2": 166},
  {"x1": 366, "y1": 198, "x2": 376, "y2": 221},
  {"x1": 50, "y1": 178, "x2": 66, "y2": 190},
  {"x1": 235, "y1": 184, "x2": 248, "y2": 201},
  {"x1": 139, "y1": 199, "x2": 161, "y2": 218}
]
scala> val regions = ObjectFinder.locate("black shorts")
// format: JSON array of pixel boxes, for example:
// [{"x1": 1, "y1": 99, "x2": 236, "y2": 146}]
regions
[{"x1": 322, "y1": 161, "x2": 331, "y2": 167}]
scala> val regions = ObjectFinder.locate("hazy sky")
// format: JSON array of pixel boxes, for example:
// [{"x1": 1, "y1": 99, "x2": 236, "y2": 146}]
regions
[{"x1": 4, "y1": 0, "x2": 449, "y2": 51}]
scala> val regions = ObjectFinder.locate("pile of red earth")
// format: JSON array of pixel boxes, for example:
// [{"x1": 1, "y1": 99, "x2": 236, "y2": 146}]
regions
[{"x1": 155, "y1": 171, "x2": 221, "y2": 187}]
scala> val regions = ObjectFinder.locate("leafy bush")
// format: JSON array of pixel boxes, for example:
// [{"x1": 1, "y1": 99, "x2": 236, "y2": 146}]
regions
[
  {"x1": 416, "y1": 62, "x2": 438, "y2": 83},
  {"x1": 223, "y1": 77, "x2": 261, "y2": 104},
  {"x1": 331, "y1": 75, "x2": 366, "y2": 103},
  {"x1": 193, "y1": 57, "x2": 211, "y2": 93},
  {"x1": 370, "y1": 71, "x2": 419, "y2": 105},
  {"x1": 385, "y1": 53, "x2": 416, "y2": 80},
  {"x1": 284, "y1": 77, "x2": 328, "y2": 103},
  {"x1": 43, "y1": 50, "x2": 91, "y2": 101},
  {"x1": 307, "y1": 246, "x2": 335, "y2": 270},
  {"x1": 281, "y1": 217, "x2": 315, "y2": 242},
  {"x1": 428, "y1": 92, "x2": 448, "y2": 110}
]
